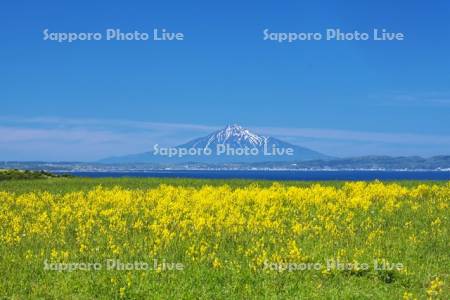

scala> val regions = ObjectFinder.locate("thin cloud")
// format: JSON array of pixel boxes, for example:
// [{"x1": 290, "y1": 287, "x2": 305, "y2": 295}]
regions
[
  {"x1": 0, "y1": 116, "x2": 218, "y2": 132},
  {"x1": 254, "y1": 126, "x2": 450, "y2": 145}
]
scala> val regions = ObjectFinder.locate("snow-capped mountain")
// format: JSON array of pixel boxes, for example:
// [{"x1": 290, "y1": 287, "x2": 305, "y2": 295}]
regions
[
  {"x1": 209, "y1": 124, "x2": 266, "y2": 147},
  {"x1": 99, "y1": 124, "x2": 330, "y2": 164},
  {"x1": 176, "y1": 124, "x2": 329, "y2": 162},
  {"x1": 179, "y1": 124, "x2": 267, "y2": 149}
]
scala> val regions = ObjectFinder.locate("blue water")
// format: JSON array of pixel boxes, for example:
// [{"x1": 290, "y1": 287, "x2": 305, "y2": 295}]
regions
[{"x1": 62, "y1": 170, "x2": 450, "y2": 181}]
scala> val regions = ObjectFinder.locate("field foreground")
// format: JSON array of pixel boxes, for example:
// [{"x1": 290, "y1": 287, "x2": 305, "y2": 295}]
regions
[{"x1": 0, "y1": 179, "x2": 449, "y2": 299}]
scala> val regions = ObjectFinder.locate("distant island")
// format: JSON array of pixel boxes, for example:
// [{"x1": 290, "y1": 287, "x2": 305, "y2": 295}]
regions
[
  {"x1": 1, "y1": 125, "x2": 449, "y2": 172},
  {"x1": 99, "y1": 124, "x2": 331, "y2": 164}
]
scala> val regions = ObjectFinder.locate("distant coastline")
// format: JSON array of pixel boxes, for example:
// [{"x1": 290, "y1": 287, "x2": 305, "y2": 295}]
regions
[
  {"x1": 2, "y1": 155, "x2": 449, "y2": 173},
  {"x1": 36, "y1": 170, "x2": 450, "y2": 181}
]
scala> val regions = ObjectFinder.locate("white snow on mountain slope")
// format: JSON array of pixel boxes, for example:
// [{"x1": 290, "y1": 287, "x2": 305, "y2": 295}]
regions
[{"x1": 204, "y1": 124, "x2": 267, "y2": 148}]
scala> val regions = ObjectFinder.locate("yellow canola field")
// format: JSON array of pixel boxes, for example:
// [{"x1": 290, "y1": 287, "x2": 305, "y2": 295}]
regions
[{"x1": 0, "y1": 182, "x2": 448, "y2": 298}]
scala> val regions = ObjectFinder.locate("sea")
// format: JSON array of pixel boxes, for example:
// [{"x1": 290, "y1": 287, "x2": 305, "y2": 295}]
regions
[{"x1": 60, "y1": 170, "x2": 450, "y2": 181}]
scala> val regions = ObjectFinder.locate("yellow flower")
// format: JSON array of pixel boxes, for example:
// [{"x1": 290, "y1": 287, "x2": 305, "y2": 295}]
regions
[
  {"x1": 426, "y1": 276, "x2": 444, "y2": 298},
  {"x1": 402, "y1": 291, "x2": 415, "y2": 300},
  {"x1": 212, "y1": 257, "x2": 221, "y2": 269},
  {"x1": 119, "y1": 287, "x2": 126, "y2": 298}
]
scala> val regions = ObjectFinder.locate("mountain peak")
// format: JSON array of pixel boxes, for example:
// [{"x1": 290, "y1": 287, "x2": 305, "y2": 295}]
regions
[
  {"x1": 211, "y1": 124, "x2": 266, "y2": 147},
  {"x1": 100, "y1": 124, "x2": 331, "y2": 163},
  {"x1": 222, "y1": 124, "x2": 248, "y2": 136},
  {"x1": 224, "y1": 124, "x2": 244, "y2": 130}
]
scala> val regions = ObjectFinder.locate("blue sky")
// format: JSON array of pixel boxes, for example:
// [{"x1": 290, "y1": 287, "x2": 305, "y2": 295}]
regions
[{"x1": 1, "y1": 1, "x2": 449, "y2": 161}]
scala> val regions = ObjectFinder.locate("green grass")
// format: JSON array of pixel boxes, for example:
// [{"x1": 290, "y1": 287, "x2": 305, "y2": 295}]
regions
[{"x1": 0, "y1": 176, "x2": 445, "y2": 194}]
